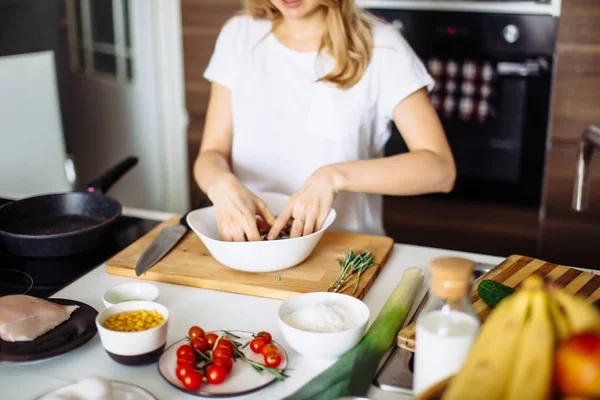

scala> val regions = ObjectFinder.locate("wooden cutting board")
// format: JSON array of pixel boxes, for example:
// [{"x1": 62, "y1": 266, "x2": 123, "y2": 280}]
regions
[
  {"x1": 397, "y1": 254, "x2": 600, "y2": 351},
  {"x1": 105, "y1": 216, "x2": 394, "y2": 300}
]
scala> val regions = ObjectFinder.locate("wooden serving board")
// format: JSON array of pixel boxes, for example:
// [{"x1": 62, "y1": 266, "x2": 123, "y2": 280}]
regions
[
  {"x1": 397, "y1": 254, "x2": 600, "y2": 351},
  {"x1": 105, "y1": 216, "x2": 394, "y2": 300}
]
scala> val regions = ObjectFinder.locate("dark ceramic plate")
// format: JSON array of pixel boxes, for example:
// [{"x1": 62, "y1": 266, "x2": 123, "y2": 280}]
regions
[{"x1": 0, "y1": 298, "x2": 98, "y2": 362}]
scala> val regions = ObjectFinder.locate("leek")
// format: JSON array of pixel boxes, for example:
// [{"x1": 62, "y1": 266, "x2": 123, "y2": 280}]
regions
[{"x1": 283, "y1": 267, "x2": 425, "y2": 400}]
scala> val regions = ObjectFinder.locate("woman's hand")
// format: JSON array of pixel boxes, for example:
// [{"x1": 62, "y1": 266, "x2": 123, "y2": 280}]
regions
[
  {"x1": 207, "y1": 175, "x2": 275, "y2": 242},
  {"x1": 267, "y1": 166, "x2": 341, "y2": 240}
]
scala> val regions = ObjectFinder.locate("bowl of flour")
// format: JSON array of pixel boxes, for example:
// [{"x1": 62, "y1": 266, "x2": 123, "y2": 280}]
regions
[{"x1": 277, "y1": 292, "x2": 370, "y2": 358}]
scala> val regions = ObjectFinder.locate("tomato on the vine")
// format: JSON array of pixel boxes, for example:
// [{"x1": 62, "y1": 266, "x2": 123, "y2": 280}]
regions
[
  {"x1": 177, "y1": 352, "x2": 196, "y2": 366},
  {"x1": 188, "y1": 326, "x2": 205, "y2": 340},
  {"x1": 205, "y1": 333, "x2": 218, "y2": 349},
  {"x1": 182, "y1": 370, "x2": 203, "y2": 391},
  {"x1": 261, "y1": 343, "x2": 279, "y2": 357},
  {"x1": 264, "y1": 351, "x2": 282, "y2": 368},
  {"x1": 177, "y1": 344, "x2": 195, "y2": 358},
  {"x1": 216, "y1": 338, "x2": 233, "y2": 350},
  {"x1": 176, "y1": 364, "x2": 195, "y2": 381},
  {"x1": 250, "y1": 337, "x2": 267, "y2": 354},
  {"x1": 213, "y1": 346, "x2": 232, "y2": 359},
  {"x1": 256, "y1": 331, "x2": 272, "y2": 343},
  {"x1": 213, "y1": 356, "x2": 233, "y2": 373},
  {"x1": 191, "y1": 337, "x2": 208, "y2": 352},
  {"x1": 206, "y1": 364, "x2": 228, "y2": 384}
]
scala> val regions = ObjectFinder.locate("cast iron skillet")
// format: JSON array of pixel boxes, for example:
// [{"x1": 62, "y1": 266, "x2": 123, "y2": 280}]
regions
[{"x1": 0, "y1": 156, "x2": 138, "y2": 258}]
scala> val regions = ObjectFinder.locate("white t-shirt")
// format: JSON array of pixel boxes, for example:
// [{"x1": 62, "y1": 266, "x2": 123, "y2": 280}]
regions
[{"x1": 204, "y1": 15, "x2": 434, "y2": 236}]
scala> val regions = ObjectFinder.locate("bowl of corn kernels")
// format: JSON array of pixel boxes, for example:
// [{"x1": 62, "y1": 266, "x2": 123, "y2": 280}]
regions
[{"x1": 95, "y1": 300, "x2": 169, "y2": 366}]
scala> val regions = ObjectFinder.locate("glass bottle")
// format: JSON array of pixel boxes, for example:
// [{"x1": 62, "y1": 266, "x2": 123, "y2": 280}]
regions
[{"x1": 413, "y1": 257, "x2": 480, "y2": 396}]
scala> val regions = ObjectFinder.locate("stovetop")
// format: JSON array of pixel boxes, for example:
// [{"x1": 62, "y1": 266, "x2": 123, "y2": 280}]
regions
[{"x1": 0, "y1": 198, "x2": 160, "y2": 298}]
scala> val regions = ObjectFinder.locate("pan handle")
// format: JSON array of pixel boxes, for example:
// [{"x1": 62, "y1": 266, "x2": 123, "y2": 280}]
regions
[{"x1": 86, "y1": 156, "x2": 139, "y2": 194}]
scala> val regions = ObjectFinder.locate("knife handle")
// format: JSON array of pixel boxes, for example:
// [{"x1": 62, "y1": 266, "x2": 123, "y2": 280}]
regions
[{"x1": 181, "y1": 200, "x2": 212, "y2": 227}]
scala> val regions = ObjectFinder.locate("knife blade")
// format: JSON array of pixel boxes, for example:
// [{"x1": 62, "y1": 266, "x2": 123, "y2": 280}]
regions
[{"x1": 135, "y1": 213, "x2": 190, "y2": 276}]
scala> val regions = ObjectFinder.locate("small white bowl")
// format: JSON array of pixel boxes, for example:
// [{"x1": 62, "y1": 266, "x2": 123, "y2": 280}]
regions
[
  {"x1": 95, "y1": 300, "x2": 169, "y2": 366},
  {"x1": 187, "y1": 192, "x2": 336, "y2": 273},
  {"x1": 102, "y1": 282, "x2": 159, "y2": 308},
  {"x1": 277, "y1": 292, "x2": 370, "y2": 358}
]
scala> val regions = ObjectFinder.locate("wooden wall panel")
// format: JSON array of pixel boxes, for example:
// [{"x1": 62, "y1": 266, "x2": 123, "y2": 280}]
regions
[
  {"x1": 548, "y1": 0, "x2": 600, "y2": 144},
  {"x1": 540, "y1": 0, "x2": 600, "y2": 268}
]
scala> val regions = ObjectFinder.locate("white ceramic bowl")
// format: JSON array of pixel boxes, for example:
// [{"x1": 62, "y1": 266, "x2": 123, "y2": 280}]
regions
[
  {"x1": 277, "y1": 292, "x2": 370, "y2": 358},
  {"x1": 186, "y1": 192, "x2": 336, "y2": 273},
  {"x1": 95, "y1": 300, "x2": 169, "y2": 366},
  {"x1": 102, "y1": 282, "x2": 160, "y2": 308}
]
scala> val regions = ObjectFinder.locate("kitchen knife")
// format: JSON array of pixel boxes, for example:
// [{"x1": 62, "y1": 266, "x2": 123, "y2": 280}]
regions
[{"x1": 135, "y1": 207, "x2": 201, "y2": 277}]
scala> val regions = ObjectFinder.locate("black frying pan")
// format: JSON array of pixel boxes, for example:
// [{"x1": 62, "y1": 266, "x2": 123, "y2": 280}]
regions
[{"x1": 0, "y1": 156, "x2": 138, "y2": 258}]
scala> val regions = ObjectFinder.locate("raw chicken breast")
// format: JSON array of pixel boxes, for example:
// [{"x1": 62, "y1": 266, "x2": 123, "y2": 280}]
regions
[{"x1": 0, "y1": 295, "x2": 79, "y2": 342}]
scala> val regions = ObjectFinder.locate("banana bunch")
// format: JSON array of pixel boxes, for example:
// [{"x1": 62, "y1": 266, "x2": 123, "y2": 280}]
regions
[{"x1": 442, "y1": 275, "x2": 600, "y2": 400}]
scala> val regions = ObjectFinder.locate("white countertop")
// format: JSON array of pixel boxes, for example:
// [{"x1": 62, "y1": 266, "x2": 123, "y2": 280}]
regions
[{"x1": 0, "y1": 208, "x2": 506, "y2": 400}]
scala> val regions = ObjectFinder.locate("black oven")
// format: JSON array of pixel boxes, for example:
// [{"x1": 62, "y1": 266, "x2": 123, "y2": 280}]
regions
[{"x1": 370, "y1": 9, "x2": 557, "y2": 208}]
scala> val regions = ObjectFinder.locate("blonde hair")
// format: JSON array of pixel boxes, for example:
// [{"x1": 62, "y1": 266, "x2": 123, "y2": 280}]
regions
[{"x1": 243, "y1": 0, "x2": 381, "y2": 90}]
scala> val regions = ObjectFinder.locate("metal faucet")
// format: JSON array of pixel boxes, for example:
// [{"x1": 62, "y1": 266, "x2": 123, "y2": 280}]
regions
[{"x1": 572, "y1": 125, "x2": 600, "y2": 211}]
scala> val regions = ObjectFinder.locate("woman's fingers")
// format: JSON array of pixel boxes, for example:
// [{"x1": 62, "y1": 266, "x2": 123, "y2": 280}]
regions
[
  {"x1": 316, "y1": 207, "x2": 331, "y2": 232},
  {"x1": 290, "y1": 217, "x2": 304, "y2": 238},
  {"x1": 255, "y1": 198, "x2": 276, "y2": 226},
  {"x1": 303, "y1": 204, "x2": 318, "y2": 236},
  {"x1": 267, "y1": 207, "x2": 293, "y2": 240},
  {"x1": 241, "y1": 212, "x2": 261, "y2": 242}
]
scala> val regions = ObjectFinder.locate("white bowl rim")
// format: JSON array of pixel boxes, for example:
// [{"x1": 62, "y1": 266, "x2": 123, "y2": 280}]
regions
[
  {"x1": 95, "y1": 300, "x2": 169, "y2": 336},
  {"x1": 102, "y1": 282, "x2": 160, "y2": 299},
  {"x1": 277, "y1": 292, "x2": 370, "y2": 336},
  {"x1": 102, "y1": 283, "x2": 160, "y2": 308},
  {"x1": 186, "y1": 191, "x2": 337, "y2": 244}
]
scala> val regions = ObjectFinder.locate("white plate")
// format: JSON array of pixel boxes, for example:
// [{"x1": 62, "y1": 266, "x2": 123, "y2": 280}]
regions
[
  {"x1": 158, "y1": 331, "x2": 288, "y2": 397},
  {"x1": 37, "y1": 380, "x2": 157, "y2": 400}
]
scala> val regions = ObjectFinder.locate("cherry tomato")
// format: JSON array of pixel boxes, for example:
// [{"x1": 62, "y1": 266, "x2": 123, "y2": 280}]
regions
[
  {"x1": 261, "y1": 343, "x2": 279, "y2": 357},
  {"x1": 256, "y1": 331, "x2": 272, "y2": 343},
  {"x1": 213, "y1": 346, "x2": 232, "y2": 359},
  {"x1": 177, "y1": 344, "x2": 195, "y2": 358},
  {"x1": 182, "y1": 370, "x2": 203, "y2": 391},
  {"x1": 205, "y1": 333, "x2": 218, "y2": 349},
  {"x1": 250, "y1": 337, "x2": 268, "y2": 354},
  {"x1": 213, "y1": 356, "x2": 233, "y2": 373},
  {"x1": 216, "y1": 338, "x2": 233, "y2": 350},
  {"x1": 206, "y1": 364, "x2": 228, "y2": 384},
  {"x1": 176, "y1": 364, "x2": 195, "y2": 381},
  {"x1": 191, "y1": 337, "x2": 208, "y2": 352},
  {"x1": 264, "y1": 351, "x2": 282, "y2": 368},
  {"x1": 188, "y1": 326, "x2": 205, "y2": 340},
  {"x1": 177, "y1": 352, "x2": 196, "y2": 366}
]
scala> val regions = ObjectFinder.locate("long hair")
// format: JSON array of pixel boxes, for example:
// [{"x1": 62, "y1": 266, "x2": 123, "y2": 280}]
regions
[{"x1": 243, "y1": 0, "x2": 380, "y2": 90}]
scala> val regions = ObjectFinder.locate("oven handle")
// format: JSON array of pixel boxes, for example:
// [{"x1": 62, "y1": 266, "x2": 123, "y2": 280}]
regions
[{"x1": 497, "y1": 60, "x2": 549, "y2": 77}]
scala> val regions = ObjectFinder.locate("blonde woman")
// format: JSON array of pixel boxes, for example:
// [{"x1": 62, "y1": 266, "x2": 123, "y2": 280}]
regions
[{"x1": 194, "y1": 0, "x2": 456, "y2": 242}]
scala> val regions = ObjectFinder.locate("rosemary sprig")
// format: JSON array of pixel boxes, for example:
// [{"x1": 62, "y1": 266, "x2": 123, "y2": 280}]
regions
[
  {"x1": 231, "y1": 344, "x2": 289, "y2": 381},
  {"x1": 327, "y1": 249, "x2": 378, "y2": 294}
]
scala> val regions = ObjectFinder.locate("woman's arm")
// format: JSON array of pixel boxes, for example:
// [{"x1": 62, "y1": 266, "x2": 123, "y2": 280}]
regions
[
  {"x1": 194, "y1": 82, "x2": 275, "y2": 241},
  {"x1": 193, "y1": 82, "x2": 236, "y2": 194},
  {"x1": 267, "y1": 88, "x2": 455, "y2": 239},
  {"x1": 327, "y1": 87, "x2": 456, "y2": 195}
]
